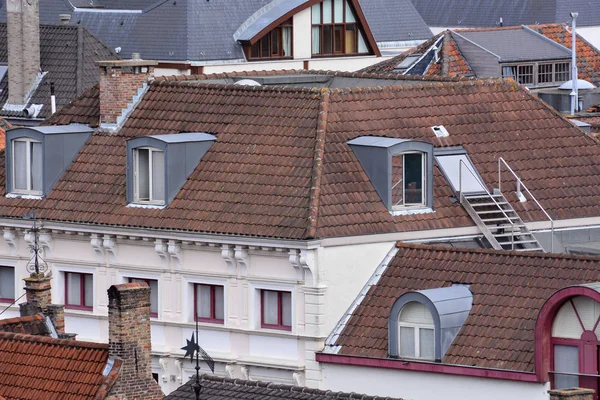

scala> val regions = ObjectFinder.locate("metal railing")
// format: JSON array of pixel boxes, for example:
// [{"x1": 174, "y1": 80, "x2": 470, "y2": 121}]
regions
[
  {"x1": 459, "y1": 159, "x2": 517, "y2": 250},
  {"x1": 498, "y1": 157, "x2": 554, "y2": 252}
]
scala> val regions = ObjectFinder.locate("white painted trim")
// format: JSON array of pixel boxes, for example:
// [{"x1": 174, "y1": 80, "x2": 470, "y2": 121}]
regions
[
  {"x1": 73, "y1": 7, "x2": 143, "y2": 13},
  {"x1": 53, "y1": 264, "x2": 97, "y2": 312},
  {"x1": 250, "y1": 281, "x2": 295, "y2": 332},
  {"x1": 182, "y1": 275, "x2": 228, "y2": 325},
  {"x1": 5, "y1": 193, "x2": 43, "y2": 200}
]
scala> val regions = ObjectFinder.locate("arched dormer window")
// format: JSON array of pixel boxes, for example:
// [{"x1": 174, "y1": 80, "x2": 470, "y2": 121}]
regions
[
  {"x1": 248, "y1": 19, "x2": 293, "y2": 60},
  {"x1": 398, "y1": 302, "x2": 435, "y2": 359}
]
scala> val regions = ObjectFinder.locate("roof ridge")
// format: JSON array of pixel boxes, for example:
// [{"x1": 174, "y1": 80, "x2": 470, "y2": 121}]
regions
[
  {"x1": 0, "y1": 330, "x2": 110, "y2": 349},
  {"x1": 305, "y1": 88, "x2": 330, "y2": 239},
  {"x1": 0, "y1": 314, "x2": 44, "y2": 326}
]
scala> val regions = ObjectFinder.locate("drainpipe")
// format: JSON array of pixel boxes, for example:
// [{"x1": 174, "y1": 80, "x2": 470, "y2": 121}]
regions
[
  {"x1": 570, "y1": 12, "x2": 578, "y2": 116},
  {"x1": 50, "y1": 82, "x2": 56, "y2": 114}
]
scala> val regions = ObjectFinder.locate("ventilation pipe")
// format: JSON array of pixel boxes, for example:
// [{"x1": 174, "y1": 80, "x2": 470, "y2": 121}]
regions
[
  {"x1": 50, "y1": 82, "x2": 56, "y2": 114},
  {"x1": 570, "y1": 12, "x2": 579, "y2": 115},
  {"x1": 59, "y1": 14, "x2": 71, "y2": 25}
]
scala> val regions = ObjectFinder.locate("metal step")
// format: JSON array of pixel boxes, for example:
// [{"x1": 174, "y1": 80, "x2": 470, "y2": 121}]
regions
[
  {"x1": 498, "y1": 239, "x2": 539, "y2": 245},
  {"x1": 481, "y1": 216, "x2": 520, "y2": 223},
  {"x1": 471, "y1": 202, "x2": 509, "y2": 207},
  {"x1": 475, "y1": 209, "x2": 518, "y2": 215},
  {"x1": 493, "y1": 231, "x2": 527, "y2": 238},
  {"x1": 464, "y1": 194, "x2": 503, "y2": 200},
  {"x1": 514, "y1": 247, "x2": 545, "y2": 252},
  {"x1": 488, "y1": 224, "x2": 525, "y2": 230}
]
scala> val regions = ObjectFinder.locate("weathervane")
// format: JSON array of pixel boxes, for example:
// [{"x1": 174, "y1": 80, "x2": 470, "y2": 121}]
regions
[
  {"x1": 24, "y1": 211, "x2": 48, "y2": 275},
  {"x1": 181, "y1": 310, "x2": 215, "y2": 399}
]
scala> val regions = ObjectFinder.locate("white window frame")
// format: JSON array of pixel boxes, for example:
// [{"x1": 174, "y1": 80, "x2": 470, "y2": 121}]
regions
[
  {"x1": 398, "y1": 320, "x2": 435, "y2": 359},
  {"x1": 133, "y1": 146, "x2": 165, "y2": 205},
  {"x1": 54, "y1": 265, "x2": 96, "y2": 314},
  {"x1": 392, "y1": 151, "x2": 426, "y2": 210},
  {"x1": 12, "y1": 138, "x2": 42, "y2": 195}
]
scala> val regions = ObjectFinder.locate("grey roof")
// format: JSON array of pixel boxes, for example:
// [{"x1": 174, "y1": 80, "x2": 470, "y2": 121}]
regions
[
  {"x1": 235, "y1": 0, "x2": 307, "y2": 42},
  {"x1": 15, "y1": 124, "x2": 95, "y2": 135},
  {"x1": 347, "y1": 136, "x2": 413, "y2": 148},
  {"x1": 409, "y1": 0, "x2": 600, "y2": 28},
  {"x1": 147, "y1": 132, "x2": 216, "y2": 143},
  {"x1": 0, "y1": 0, "x2": 432, "y2": 62},
  {"x1": 457, "y1": 27, "x2": 571, "y2": 62}
]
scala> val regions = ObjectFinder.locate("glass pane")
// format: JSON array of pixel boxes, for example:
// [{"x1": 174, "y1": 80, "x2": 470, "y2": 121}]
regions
[
  {"x1": 358, "y1": 30, "x2": 368, "y2": 53},
  {"x1": 345, "y1": 24, "x2": 356, "y2": 53},
  {"x1": 345, "y1": 0, "x2": 356, "y2": 22},
  {"x1": 334, "y1": 0, "x2": 343, "y2": 22},
  {"x1": 67, "y1": 273, "x2": 81, "y2": 306},
  {"x1": 0, "y1": 267, "x2": 14, "y2": 300},
  {"x1": 31, "y1": 142, "x2": 43, "y2": 192},
  {"x1": 151, "y1": 150, "x2": 165, "y2": 202},
  {"x1": 272, "y1": 30, "x2": 279, "y2": 55},
  {"x1": 435, "y1": 154, "x2": 486, "y2": 194},
  {"x1": 137, "y1": 149, "x2": 150, "y2": 201},
  {"x1": 251, "y1": 42, "x2": 259, "y2": 58},
  {"x1": 311, "y1": 3, "x2": 321, "y2": 24},
  {"x1": 214, "y1": 286, "x2": 224, "y2": 320},
  {"x1": 84, "y1": 274, "x2": 93, "y2": 307},
  {"x1": 262, "y1": 290, "x2": 279, "y2": 325},
  {"x1": 149, "y1": 280, "x2": 158, "y2": 315},
  {"x1": 334, "y1": 25, "x2": 343, "y2": 53},
  {"x1": 404, "y1": 153, "x2": 423, "y2": 205},
  {"x1": 261, "y1": 34, "x2": 271, "y2": 58},
  {"x1": 554, "y1": 345, "x2": 579, "y2": 389},
  {"x1": 282, "y1": 27, "x2": 292, "y2": 57},
  {"x1": 323, "y1": 25, "x2": 333, "y2": 54},
  {"x1": 281, "y1": 292, "x2": 292, "y2": 327},
  {"x1": 399, "y1": 326, "x2": 415, "y2": 357},
  {"x1": 323, "y1": 0, "x2": 332, "y2": 23},
  {"x1": 419, "y1": 328, "x2": 435, "y2": 359},
  {"x1": 391, "y1": 154, "x2": 403, "y2": 206},
  {"x1": 13, "y1": 141, "x2": 27, "y2": 190},
  {"x1": 197, "y1": 284, "x2": 211, "y2": 319},
  {"x1": 312, "y1": 26, "x2": 321, "y2": 54}
]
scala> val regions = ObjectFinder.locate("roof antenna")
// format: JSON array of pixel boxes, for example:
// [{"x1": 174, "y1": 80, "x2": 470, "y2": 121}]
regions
[
  {"x1": 181, "y1": 304, "x2": 215, "y2": 399},
  {"x1": 570, "y1": 12, "x2": 579, "y2": 115}
]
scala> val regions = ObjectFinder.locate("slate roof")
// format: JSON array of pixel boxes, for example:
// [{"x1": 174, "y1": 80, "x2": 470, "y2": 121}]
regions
[
  {"x1": 0, "y1": 23, "x2": 118, "y2": 119},
  {"x1": 7, "y1": 69, "x2": 597, "y2": 240},
  {"x1": 166, "y1": 375, "x2": 403, "y2": 399},
  {"x1": 409, "y1": 0, "x2": 600, "y2": 28},
  {"x1": 0, "y1": 314, "x2": 51, "y2": 336},
  {"x1": 0, "y1": 0, "x2": 432, "y2": 62},
  {"x1": 0, "y1": 331, "x2": 121, "y2": 400},
  {"x1": 327, "y1": 243, "x2": 600, "y2": 373}
]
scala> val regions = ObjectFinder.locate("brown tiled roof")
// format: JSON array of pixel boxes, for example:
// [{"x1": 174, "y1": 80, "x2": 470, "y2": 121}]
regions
[
  {"x1": 166, "y1": 374, "x2": 403, "y2": 399},
  {"x1": 9, "y1": 72, "x2": 600, "y2": 239},
  {"x1": 0, "y1": 117, "x2": 9, "y2": 150},
  {"x1": 43, "y1": 84, "x2": 100, "y2": 127},
  {"x1": 0, "y1": 331, "x2": 121, "y2": 399},
  {"x1": 331, "y1": 243, "x2": 600, "y2": 373},
  {"x1": 0, "y1": 314, "x2": 50, "y2": 336}
]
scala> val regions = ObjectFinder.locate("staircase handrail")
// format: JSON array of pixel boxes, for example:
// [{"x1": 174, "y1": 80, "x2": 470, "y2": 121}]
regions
[{"x1": 498, "y1": 157, "x2": 554, "y2": 252}]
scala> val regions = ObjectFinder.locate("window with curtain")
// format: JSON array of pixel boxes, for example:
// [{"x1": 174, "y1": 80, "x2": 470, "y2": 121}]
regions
[
  {"x1": 0, "y1": 267, "x2": 15, "y2": 302},
  {"x1": 195, "y1": 283, "x2": 225, "y2": 323},
  {"x1": 248, "y1": 19, "x2": 293, "y2": 60},
  {"x1": 311, "y1": 0, "x2": 370, "y2": 56},
  {"x1": 261, "y1": 289, "x2": 292, "y2": 330},
  {"x1": 64, "y1": 272, "x2": 93, "y2": 310},
  {"x1": 12, "y1": 138, "x2": 42, "y2": 194},
  {"x1": 134, "y1": 147, "x2": 165, "y2": 204},
  {"x1": 398, "y1": 301, "x2": 435, "y2": 359}
]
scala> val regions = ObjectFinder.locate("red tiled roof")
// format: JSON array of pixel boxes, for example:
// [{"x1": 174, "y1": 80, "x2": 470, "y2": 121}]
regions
[
  {"x1": 0, "y1": 314, "x2": 50, "y2": 336},
  {"x1": 43, "y1": 84, "x2": 100, "y2": 128},
  {"x1": 331, "y1": 243, "x2": 600, "y2": 372},
  {"x1": 0, "y1": 331, "x2": 121, "y2": 400},
  {"x1": 5, "y1": 72, "x2": 599, "y2": 239},
  {"x1": 0, "y1": 116, "x2": 10, "y2": 150}
]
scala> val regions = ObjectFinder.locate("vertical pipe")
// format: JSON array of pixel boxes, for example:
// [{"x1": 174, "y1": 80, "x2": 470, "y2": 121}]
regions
[
  {"x1": 570, "y1": 12, "x2": 578, "y2": 115},
  {"x1": 50, "y1": 82, "x2": 56, "y2": 114}
]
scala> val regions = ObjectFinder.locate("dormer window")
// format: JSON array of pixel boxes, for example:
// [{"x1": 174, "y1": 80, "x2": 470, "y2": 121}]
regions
[
  {"x1": 392, "y1": 153, "x2": 425, "y2": 209},
  {"x1": 398, "y1": 301, "x2": 434, "y2": 359},
  {"x1": 12, "y1": 138, "x2": 42, "y2": 195},
  {"x1": 133, "y1": 147, "x2": 165, "y2": 205}
]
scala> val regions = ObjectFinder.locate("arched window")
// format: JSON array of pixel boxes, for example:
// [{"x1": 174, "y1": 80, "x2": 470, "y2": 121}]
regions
[{"x1": 398, "y1": 301, "x2": 435, "y2": 359}]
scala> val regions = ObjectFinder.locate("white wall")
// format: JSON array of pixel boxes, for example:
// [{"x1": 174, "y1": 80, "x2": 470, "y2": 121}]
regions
[
  {"x1": 293, "y1": 7, "x2": 312, "y2": 59},
  {"x1": 578, "y1": 27, "x2": 600, "y2": 50},
  {"x1": 321, "y1": 363, "x2": 550, "y2": 400}
]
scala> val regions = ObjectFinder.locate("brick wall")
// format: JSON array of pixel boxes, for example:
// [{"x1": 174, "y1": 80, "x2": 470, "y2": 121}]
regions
[
  {"x1": 106, "y1": 282, "x2": 164, "y2": 399},
  {"x1": 19, "y1": 273, "x2": 66, "y2": 335},
  {"x1": 549, "y1": 388, "x2": 595, "y2": 400}
]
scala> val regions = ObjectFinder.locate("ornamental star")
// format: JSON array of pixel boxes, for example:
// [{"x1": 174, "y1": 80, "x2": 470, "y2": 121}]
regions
[{"x1": 181, "y1": 332, "x2": 200, "y2": 362}]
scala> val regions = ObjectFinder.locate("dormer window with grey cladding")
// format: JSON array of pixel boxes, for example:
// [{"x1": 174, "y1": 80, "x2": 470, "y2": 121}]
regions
[
  {"x1": 5, "y1": 125, "x2": 94, "y2": 198},
  {"x1": 348, "y1": 136, "x2": 434, "y2": 213},
  {"x1": 126, "y1": 133, "x2": 216, "y2": 207}
]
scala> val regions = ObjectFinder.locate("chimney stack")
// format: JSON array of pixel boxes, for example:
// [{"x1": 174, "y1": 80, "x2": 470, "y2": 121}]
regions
[
  {"x1": 6, "y1": 0, "x2": 41, "y2": 106},
  {"x1": 96, "y1": 58, "x2": 157, "y2": 130},
  {"x1": 106, "y1": 282, "x2": 164, "y2": 399},
  {"x1": 19, "y1": 273, "x2": 66, "y2": 335}
]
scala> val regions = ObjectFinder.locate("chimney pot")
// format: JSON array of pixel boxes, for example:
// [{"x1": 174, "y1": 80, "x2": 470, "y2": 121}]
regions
[
  {"x1": 59, "y1": 13, "x2": 71, "y2": 25},
  {"x1": 131, "y1": 52, "x2": 141, "y2": 60}
]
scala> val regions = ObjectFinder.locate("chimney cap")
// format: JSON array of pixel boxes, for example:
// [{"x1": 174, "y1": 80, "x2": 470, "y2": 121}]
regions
[
  {"x1": 59, "y1": 14, "x2": 71, "y2": 25},
  {"x1": 96, "y1": 59, "x2": 158, "y2": 68}
]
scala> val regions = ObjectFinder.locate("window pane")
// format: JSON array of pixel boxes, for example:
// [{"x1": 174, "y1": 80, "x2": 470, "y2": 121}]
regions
[
  {"x1": 84, "y1": 274, "x2": 93, "y2": 307},
  {"x1": 149, "y1": 280, "x2": 158, "y2": 315},
  {"x1": 272, "y1": 30, "x2": 279, "y2": 55},
  {"x1": 554, "y1": 345, "x2": 579, "y2": 388},
  {"x1": 31, "y1": 142, "x2": 43, "y2": 192},
  {"x1": 391, "y1": 155, "x2": 403, "y2": 206},
  {"x1": 262, "y1": 290, "x2": 279, "y2": 325},
  {"x1": 345, "y1": 24, "x2": 357, "y2": 53},
  {"x1": 345, "y1": 0, "x2": 356, "y2": 22},
  {"x1": 67, "y1": 273, "x2": 81, "y2": 306},
  {"x1": 312, "y1": 26, "x2": 321, "y2": 54},
  {"x1": 14, "y1": 141, "x2": 27, "y2": 190},
  {"x1": 334, "y1": 25, "x2": 343, "y2": 53},
  {"x1": 399, "y1": 326, "x2": 415, "y2": 357},
  {"x1": 151, "y1": 150, "x2": 165, "y2": 202},
  {"x1": 281, "y1": 292, "x2": 292, "y2": 327},
  {"x1": 311, "y1": 3, "x2": 321, "y2": 24},
  {"x1": 419, "y1": 328, "x2": 435, "y2": 359},
  {"x1": 502, "y1": 66, "x2": 516, "y2": 79},
  {"x1": 334, "y1": 0, "x2": 343, "y2": 22},
  {"x1": 0, "y1": 267, "x2": 14, "y2": 300},
  {"x1": 261, "y1": 34, "x2": 271, "y2": 58},
  {"x1": 404, "y1": 153, "x2": 423, "y2": 205},
  {"x1": 137, "y1": 149, "x2": 150, "y2": 201},
  {"x1": 282, "y1": 27, "x2": 292, "y2": 57},
  {"x1": 357, "y1": 30, "x2": 368, "y2": 53},
  {"x1": 323, "y1": 25, "x2": 333, "y2": 54},
  {"x1": 214, "y1": 285, "x2": 224, "y2": 320},
  {"x1": 323, "y1": 0, "x2": 332, "y2": 23},
  {"x1": 197, "y1": 284, "x2": 212, "y2": 319},
  {"x1": 538, "y1": 63, "x2": 553, "y2": 84},
  {"x1": 251, "y1": 42, "x2": 259, "y2": 58}
]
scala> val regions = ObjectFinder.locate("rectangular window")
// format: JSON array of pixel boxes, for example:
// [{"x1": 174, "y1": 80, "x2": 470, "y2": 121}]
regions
[
  {"x1": 12, "y1": 139, "x2": 42, "y2": 194},
  {"x1": 128, "y1": 278, "x2": 158, "y2": 318},
  {"x1": 392, "y1": 153, "x2": 425, "y2": 208},
  {"x1": 553, "y1": 344, "x2": 579, "y2": 388},
  {"x1": 555, "y1": 62, "x2": 570, "y2": 82},
  {"x1": 538, "y1": 63, "x2": 553, "y2": 84},
  {"x1": 134, "y1": 147, "x2": 165, "y2": 204},
  {"x1": 65, "y1": 272, "x2": 93, "y2": 310},
  {"x1": 0, "y1": 266, "x2": 15, "y2": 302},
  {"x1": 261, "y1": 290, "x2": 292, "y2": 331},
  {"x1": 195, "y1": 284, "x2": 224, "y2": 323},
  {"x1": 247, "y1": 21, "x2": 293, "y2": 60},
  {"x1": 517, "y1": 65, "x2": 534, "y2": 85},
  {"x1": 311, "y1": 0, "x2": 368, "y2": 56}
]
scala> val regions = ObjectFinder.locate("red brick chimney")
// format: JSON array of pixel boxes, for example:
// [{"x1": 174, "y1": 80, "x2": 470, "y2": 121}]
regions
[
  {"x1": 106, "y1": 282, "x2": 164, "y2": 399},
  {"x1": 549, "y1": 388, "x2": 594, "y2": 400},
  {"x1": 19, "y1": 273, "x2": 66, "y2": 335},
  {"x1": 97, "y1": 55, "x2": 157, "y2": 129}
]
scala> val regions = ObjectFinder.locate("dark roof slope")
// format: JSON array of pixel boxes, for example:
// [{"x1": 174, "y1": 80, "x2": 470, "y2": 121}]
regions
[
  {"x1": 166, "y1": 375, "x2": 403, "y2": 399},
  {"x1": 0, "y1": 314, "x2": 51, "y2": 336},
  {"x1": 43, "y1": 84, "x2": 101, "y2": 127},
  {"x1": 0, "y1": 331, "x2": 120, "y2": 400},
  {"x1": 357, "y1": 0, "x2": 432, "y2": 43},
  {"x1": 329, "y1": 243, "x2": 600, "y2": 372},
  {"x1": 0, "y1": 23, "x2": 118, "y2": 119}
]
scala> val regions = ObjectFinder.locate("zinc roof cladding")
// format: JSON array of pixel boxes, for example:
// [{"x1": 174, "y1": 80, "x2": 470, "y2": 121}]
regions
[
  {"x1": 26, "y1": 69, "x2": 600, "y2": 239},
  {"x1": 0, "y1": 23, "x2": 118, "y2": 119},
  {"x1": 331, "y1": 243, "x2": 600, "y2": 373},
  {"x1": 166, "y1": 374, "x2": 404, "y2": 399},
  {"x1": 0, "y1": 331, "x2": 119, "y2": 400},
  {"x1": 235, "y1": 0, "x2": 307, "y2": 42},
  {"x1": 357, "y1": 0, "x2": 432, "y2": 43},
  {"x1": 0, "y1": 315, "x2": 50, "y2": 336}
]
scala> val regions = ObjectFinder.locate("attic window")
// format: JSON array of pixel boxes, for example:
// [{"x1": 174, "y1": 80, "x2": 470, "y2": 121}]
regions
[
  {"x1": 311, "y1": 0, "x2": 370, "y2": 56},
  {"x1": 248, "y1": 19, "x2": 292, "y2": 60},
  {"x1": 398, "y1": 302, "x2": 435, "y2": 359},
  {"x1": 392, "y1": 153, "x2": 425, "y2": 208},
  {"x1": 12, "y1": 138, "x2": 43, "y2": 195},
  {"x1": 133, "y1": 147, "x2": 165, "y2": 205}
]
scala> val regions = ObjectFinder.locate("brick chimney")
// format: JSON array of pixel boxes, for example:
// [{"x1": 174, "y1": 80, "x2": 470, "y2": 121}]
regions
[
  {"x1": 6, "y1": 0, "x2": 41, "y2": 106},
  {"x1": 97, "y1": 56, "x2": 157, "y2": 129},
  {"x1": 19, "y1": 273, "x2": 66, "y2": 336},
  {"x1": 549, "y1": 388, "x2": 594, "y2": 400},
  {"x1": 106, "y1": 282, "x2": 164, "y2": 399}
]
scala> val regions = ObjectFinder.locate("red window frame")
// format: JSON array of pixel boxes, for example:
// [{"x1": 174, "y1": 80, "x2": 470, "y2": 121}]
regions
[
  {"x1": 128, "y1": 278, "x2": 158, "y2": 318},
  {"x1": 261, "y1": 290, "x2": 292, "y2": 331},
  {"x1": 64, "y1": 272, "x2": 93, "y2": 311},
  {"x1": 194, "y1": 283, "x2": 224, "y2": 324},
  {"x1": 0, "y1": 266, "x2": 15, "y2": 302}
]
